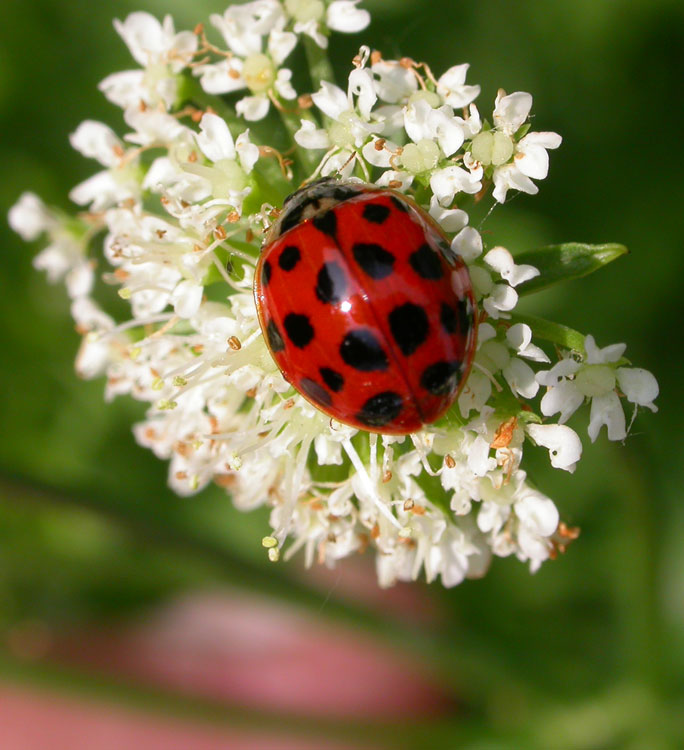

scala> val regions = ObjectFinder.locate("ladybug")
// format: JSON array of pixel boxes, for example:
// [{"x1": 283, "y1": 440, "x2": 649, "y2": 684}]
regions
[{"x1": 254, "y1": 178, "x2": 477, "y2": 435}]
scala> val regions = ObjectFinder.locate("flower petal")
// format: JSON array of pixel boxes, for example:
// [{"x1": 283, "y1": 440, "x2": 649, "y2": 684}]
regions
[
  {"x1": 8, "y1": 193, "x2": 53, "y2": 241},
  {"x1": 527, "y1": 423, "x2": 583, "y2": 472},
  {"x1": 437, "y1": 63, "x2": 481, "y2": 108},
  {"x1": 503, "y1": 357, "x2": 539, "y2": 399},
  {"x1": 70, "y1": 121, "x2": 122, "y2": 167},
  {"x1": 430, "y1": 165, "x2": 482, "y2": 205},
  {"x1": 236, "y1": 94, "x2": 271, "y2": 121},
  {"x1": 539, "y1": 380, "x2": 584, "y2": 423},
  {"x1": 196, "y1": 113, "x2": 236, "y2": 162},
  {"x1": 616, "y1": 367, "x2": 659, "y2": 411},
  {"x1": 294, "y1": 120, "x2": 331, "y2": 150},
  {"x1": 493, "y1": 90, "x2": 532, "y2": 135},
  {"x1": 312, "y1": 81, "x2": 349, "y2": 120},
  {"x1": 326, "y1": 1, "x2": 371, "y2": 33},
  {"x1": 588, "y1": 391, "x2": 626, "y2": 442}
]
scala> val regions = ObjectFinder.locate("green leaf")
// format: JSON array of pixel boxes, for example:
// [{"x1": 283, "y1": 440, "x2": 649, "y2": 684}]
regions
[
  {"x1": 510, "y1": 313, "x2": 585, "y2": 353},
  {"x1": 515, "y1": 242, "x2": 628, "y2": 295}
]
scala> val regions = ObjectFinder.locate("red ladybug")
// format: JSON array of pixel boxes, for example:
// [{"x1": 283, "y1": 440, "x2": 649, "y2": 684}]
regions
[{"x1": 254, "y1": 178, "x2": 477, "y2": 435}]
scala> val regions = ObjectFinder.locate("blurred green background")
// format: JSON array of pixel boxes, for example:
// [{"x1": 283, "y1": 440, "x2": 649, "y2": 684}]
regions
[{"x1": 0, "y1": 0, "x2": 683, "y2": 747}]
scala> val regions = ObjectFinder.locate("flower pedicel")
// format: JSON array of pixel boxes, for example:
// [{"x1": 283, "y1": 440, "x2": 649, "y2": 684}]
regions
[{"x1": 9, "y1": 1, "x2": 658, "y2": 588}]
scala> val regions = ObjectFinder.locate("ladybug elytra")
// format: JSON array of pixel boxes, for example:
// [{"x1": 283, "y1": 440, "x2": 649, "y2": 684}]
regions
[{"x1": 254, "y1": 178, "x2": 477, "y2": 435}]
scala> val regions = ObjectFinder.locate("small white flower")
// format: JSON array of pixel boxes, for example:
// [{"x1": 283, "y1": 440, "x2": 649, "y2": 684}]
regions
[
  {"x1": 471, "y1": 90, "x2": 562, "y2": 203},
  {"x1": 482, "y1": 282, "x2": 518, "y2": 320},
  {"x1": 536, "y1": 336, "x2": 657, "y2": 443},
  {"x1": 514, "y1": 488, "x2": 559, "y2": 570},
  {"x1": 506, "y1": 323, "x2": 550, "y2": 363},
  {"x1": 69, "y1": 121, "x2": 141, "y2": 210},
  {"x1": 123, "y1": 107, "x2": 191, "y2": 147},
  {"x1": 436, "y1": 64, "x2": 481, "y2": 109},
  {"x1": 428, "y1": 196, "x2": 468, "y2": 233},
  {"x1": 527, "y1": 423, "x2": 583, "y2": 473},
  {"x1": 295, "y1": 70, "x2": 389, "y2": 175},
  {"x1": 212, "y1": 1, "x2": 286, "y2": 57},
  {"x1": 404, "y1": 98, "x2": 465, "y2": 159},
  {"x1": 169, "y1": 113, "x2": 259, "y2": 210},
  {"x1": 451, "y1": 226, "x2": 483, "y2": 262},
  {"x1": 196, "y1": 4, "x2": 296, "y2": 121},
  {"x1": 113, "y1": 12, "x2": 197, "y2": 70},
  {"x1": 484, "y1": 246, "x2": 540, "y2": 287},
  {"x1": 10, "y1": 193, "x2": 94, "y2": 298},
  {"x1": 8, "y1": 192, "x2": 55, "y2": 241},
  {"x1": 371, "y1": 59, "x2": 417, "y2": 104},
  {"x1": 430, "y1": 164, "x2": 482, "y2": 206},
  {"x1": 493, "y1": 91, "x2": 532, "y2": 135},
  {"x1": 100, "y1": 12, "x2": 198, "y2": 110},
  {"x1": 70, "y1": 121, "x2": 123, "y2": 167}
]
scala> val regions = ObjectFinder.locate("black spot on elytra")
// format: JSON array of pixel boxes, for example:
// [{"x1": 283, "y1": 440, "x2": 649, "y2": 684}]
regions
[
  {"x1": 357, "y1": 391, "x2": 404, "y2": 427},
  {"x1": 316, "y1": 262, "x2": 347, "y2": 305},
  {"x1": 261, "y1": 259, "x2": 272, "y2": 286},
  {"x1": 266, "y1": 319, "x2": 284, "y2": 353},
  {"x1": 300, "y1": 377, "x2": 332, "y2": 408},
  {"x1": 320, "y1": 367, "x2": 344, "y2": 392},
  {"x1": 352, "y1": 243, "x2": 395, "y2": 280},
  {"x1": 410, "y1": 243, "x2": 443, "y2": 280},
  {"x1": 420, "y1": 360, "x2": 461, "y2": 396},
  {"x1": 390, "y1": 195, "x2": 410, "y2": 213},
  {"x1": 312, "y1": 210, "x2": 337, "y2": 238},
  {"x1": 440, "y1": 303, "x2": 458, "y2": 334},
  {"x1": 362, "y1": 202, "x2": 391, "y2": 224},
  {"x1": 278, "y1": 245, "x2": 301, "y2": 271},
  {"x1": 284, "y1": 313, "x2": 314, "y2": 348},
  {"x1": 388, "y1": 302, "x2": 429, "y2": 356},
  {"x1": 340, "y1": 329, "x2": 389, "y2": 371}
]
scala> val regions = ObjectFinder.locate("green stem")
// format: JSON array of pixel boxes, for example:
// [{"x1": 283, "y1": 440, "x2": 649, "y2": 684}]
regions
[{"x1": 303, "y1": 35, "x2": 335, "y2": 91}]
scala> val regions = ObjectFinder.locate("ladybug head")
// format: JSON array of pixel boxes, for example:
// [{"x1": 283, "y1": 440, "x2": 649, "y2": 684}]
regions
[{"x1": 266, "y1": 178, "x2": 366, "y2": 243}]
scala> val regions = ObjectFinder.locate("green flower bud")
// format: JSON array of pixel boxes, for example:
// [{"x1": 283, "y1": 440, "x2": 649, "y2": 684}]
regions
[
  {"x1": 408, "y1": 90, "x2": 442, "y2": 109},
  {"x1": 471, "y1": 130, "x2": 514, "y2": 166},
  {"x1": 401, "y1": 139, "x2": 440, "y2": 172}
]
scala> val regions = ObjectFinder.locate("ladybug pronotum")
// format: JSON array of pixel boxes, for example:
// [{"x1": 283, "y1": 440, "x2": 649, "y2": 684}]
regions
[{"x1": 254, "y1": 178, "x2": 478, "y2": 435}]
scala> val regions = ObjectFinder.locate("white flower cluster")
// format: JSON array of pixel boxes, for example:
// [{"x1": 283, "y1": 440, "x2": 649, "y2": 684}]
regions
[
  {"x1": 9, "y1": 3, "x2": 658, "y2": 588},
  {"x1": 293, "y1": 49, "x2": 561, "y2": 204}
]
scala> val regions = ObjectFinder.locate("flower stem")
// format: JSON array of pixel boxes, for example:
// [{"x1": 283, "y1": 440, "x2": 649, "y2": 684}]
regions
[{"x1": 303, "y1": 36, "x2": 335, "y2": 92}]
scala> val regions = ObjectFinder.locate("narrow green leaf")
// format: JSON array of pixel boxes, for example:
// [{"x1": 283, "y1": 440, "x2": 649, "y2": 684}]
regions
[
  {"x1": 516, "y1": 242, "x2": 628, "y2": 295},
  {"x1": 510, "y1": 313, "x2": 585, "y2": 353}
]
